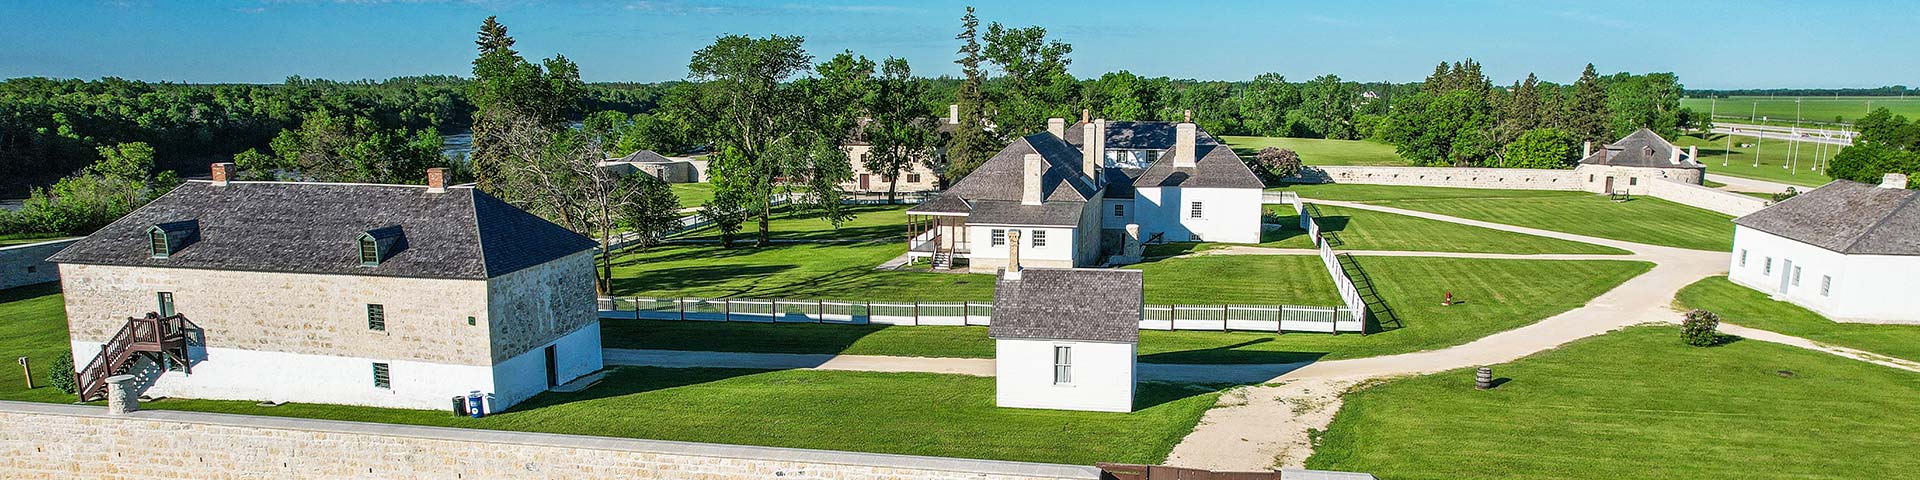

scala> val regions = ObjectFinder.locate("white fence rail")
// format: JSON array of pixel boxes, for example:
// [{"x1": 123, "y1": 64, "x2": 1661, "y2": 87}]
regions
[
  {"x1": 1298, "y1": 201, "x2": 1371, "y2": 331},
  {"x1": 600, "y1": 296, "x2": 1364, "y2": 333}
]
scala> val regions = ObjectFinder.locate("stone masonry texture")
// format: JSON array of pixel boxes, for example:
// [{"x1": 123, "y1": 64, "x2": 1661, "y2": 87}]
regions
[{"x1": 0, "y1": 239, "x2": 75, "y2": 290}]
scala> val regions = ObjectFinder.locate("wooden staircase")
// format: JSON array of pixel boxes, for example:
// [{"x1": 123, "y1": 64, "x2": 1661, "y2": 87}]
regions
[
  {"x1": 75, "y1": 313, "x2": 198, "y2": 402},
  {"x1": 931, "y1": 251, "x2": 954, "y2": 270}
]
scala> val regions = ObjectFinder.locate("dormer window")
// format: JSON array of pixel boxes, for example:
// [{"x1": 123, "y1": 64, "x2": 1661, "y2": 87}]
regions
[
  {"x1": 147, "y1": 220, "x2": 198, "y2": 259},
  {"x1": 358, "y1": 226, "x2": 405, "y2": 267}
]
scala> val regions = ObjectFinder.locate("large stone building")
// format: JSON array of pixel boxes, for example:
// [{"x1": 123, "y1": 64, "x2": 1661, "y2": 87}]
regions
[
  {"x1": 989, "y1": 234, "x2": 1141, "y2": 413},
  {"x1": 1728, "y1": 174, "x2": 1920, "y2": 323},
  {"x1": 599, "y1": 149, "x2": 709, "y2": 183},
  {"x1": 904, "y1": 112, "x2": 1264, "y2": 271},
  {"x1": 840, "y1": 105, "x2": 965, "y2": 195},
  {"x1": 48, "y1": 164, "x2": 603, "y2": 411},
  {"x1": 1574, "y1": 127, "x2": 1706, "y2": 193}
]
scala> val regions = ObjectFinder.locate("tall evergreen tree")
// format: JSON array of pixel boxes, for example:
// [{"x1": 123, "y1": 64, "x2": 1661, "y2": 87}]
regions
[
  {"x1": 1564, "y1": 63, "x2": 1611, "y2": 143},
  {"x1": 467, "y1": 16, "x2": 583, "y2": 198},
  {"x1": 944, "y1": 7, "x2": 995, "y2": 185}
]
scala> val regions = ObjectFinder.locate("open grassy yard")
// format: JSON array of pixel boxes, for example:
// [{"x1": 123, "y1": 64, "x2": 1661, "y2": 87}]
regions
[
  {"x1": 1250, "y1": 204, "x2": 1628, "y2": 255},
  {"x1": 1677, "y1": 276, "x2": 1920, "y2": 362},
  {"x1": 1683, "y1": 96, "x2": 1920, "y2": 125},
  {"x1": 1307, "y1": 326, "x2": 1920, "y2": 480},
  {"x1": 668, "y1": 182, "x2": 715, "y2": 208},
  {"x1": 0, "y1": 233, "x2": 71, "y2": 247},
  {"x1": 1273, "y1": 183, "x2": 1737, "y2": 251},
  {"x1": 674, "y1": 204, "x2": 911, "y2": 242},
  {"x1": 607, "y1": 256, "x2": 1650, "y2": 364},
  {"x1": 0, "y1": 284, "x2": 75, "y2": 404},
  {"x1": 1672, "y1": 133, "x2": 1838, "y2": 187},
  {"x1": 1217, "y1": 136, "x2": 1405, "y2": 166}
]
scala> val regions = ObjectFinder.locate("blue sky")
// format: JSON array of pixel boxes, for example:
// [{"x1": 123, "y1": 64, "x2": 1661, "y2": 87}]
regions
[{"x1": 1, "y1": 0, "x2": 1913, "y2": 88}]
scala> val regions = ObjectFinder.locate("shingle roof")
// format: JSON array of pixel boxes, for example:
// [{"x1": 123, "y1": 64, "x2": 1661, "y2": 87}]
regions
[
  {"x1": 1065, "y1": 121, "x2": 1222, "y2": 150},
  {"x1": 1133, "y1": 144, "x2": 1266, "y2": 189},
  {"x1": 610, "y1": 150, "x2": 677, "y2": 164},
  {"x1": 910, "y1": 133, "x2": 1098, "y2": 219},
  {"x1": 966, "y1": 199, "x2": 1087, "y2": 227},
  {"x1": 1579, "y1": 128, "x2": 1703, "y2": 169},
  {"x1": 1734, "y1": 180, "x2": 1920, "y2": 256},
  {"x1": 989, "y1": 268, "x2": 1142, "y2": 343},
  {"x1": 48, "y1": 181, "x2": 599, "y2": 279}
]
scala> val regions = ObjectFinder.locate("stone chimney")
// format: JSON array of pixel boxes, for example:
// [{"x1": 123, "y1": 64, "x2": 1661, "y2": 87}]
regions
[
  {"x1": 1005, "y1": 230, "x2": 1023, "y2": 280},
  {"x1": 948, "y1": 104, "x2": 959, "y2": 125},
  {"x1": 210, "y1": 162, "x2": 236, "y2": 186},
  {"x1": 1022, "y1": 153, "x2": 1046, "y2": 205},
  {"x1": 1047, "y1": 117, "x2": 1066, "y2": 139},
  {"x1": 426, "y1": 167, "x2": 449, "y2": 193},
  {"x1": 1174, "y1": 117, "x2": 1197, "y2": 168},
  {"x1": 1688, "y1": 145, "x2": 1698, "y2": 163},
  {"x1": 1081, "y1": 109, "x2": 1090, "y2": 124},
  {"x1": 1669, "y1": 144, "x2": 1681, "y2": 164},
  {"x1": 1583, "y1": 141, "x2": 1592, "y2": 158},
  {"x1": 1083, "y1": 117, "x2": 1102, "y2": 185},
  {"x1": 1882, "y1": 173, "x2": 1910, "y2": 189}
]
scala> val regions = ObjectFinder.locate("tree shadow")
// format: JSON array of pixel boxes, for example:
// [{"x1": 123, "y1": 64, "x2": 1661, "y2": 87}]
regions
[
  {"x1": 0, "y1": 282, "x2": 61, "y2": 304},
  {"x1": 608, "y1": 264, "x2": 794, "y2": 297}
]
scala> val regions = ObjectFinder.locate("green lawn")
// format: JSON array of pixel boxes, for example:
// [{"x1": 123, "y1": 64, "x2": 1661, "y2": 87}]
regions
[
  {"x1": 0, "y1": 233, "x2": 71, "y2": 247},
  {"x1": 1259, "y1": 204, "x2": 1628, "y2": 255},
  {"x1": 607, "y1": 256, "x2": 1651, "y2": 364},
  {"x1": 669, "y1": 183, "x2": 715, "y2": 208},
  {"x1": 1217, "y1": 136, "x2": 1406, "y2": 166},
  {"x1": 1308, "y1": 326, "x2": 1920, "y2": 480},
  {"x1": 675, "y1": 204, "x2": 911, "y2": 242},
  {"x1": 1683, "y1": 96, "x2": 1920, "y2": 125},
  {"x1": 1672, "y1": 133, "x2": 1837, "y2": 187},
  {"x1": 1272, "y1": 183, "x2": 1737, "y2": 251},
  {"x1": 1677, "y1": 276, "x2": 1920, "y2": 362},
  {"x1": 0, "y1": 284, "x2": 1214, "y2": 465}
]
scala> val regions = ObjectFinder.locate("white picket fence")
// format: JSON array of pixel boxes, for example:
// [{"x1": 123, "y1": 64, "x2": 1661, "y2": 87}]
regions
[
  {"x1": 599, "y1": 297, "x2": 1364, "y2": 334},
  {"x1": 1297, "y1": 202, "x2": 1371, "y2": 330}
]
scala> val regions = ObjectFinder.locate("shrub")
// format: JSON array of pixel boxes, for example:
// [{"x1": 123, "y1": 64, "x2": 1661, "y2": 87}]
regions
[
  {"x1": 1249, "y1": 147, "x2": 1303, "y2": 184},
  {"x1": 1681, "y1": 309, "x2": 1721, "y2": 347},
  {"x1": 47, "y1": 352, "x2": 76, "y2": 395},
  {"x1": 1770, "y1": 187, "x2": 1800, "y2": 203}
]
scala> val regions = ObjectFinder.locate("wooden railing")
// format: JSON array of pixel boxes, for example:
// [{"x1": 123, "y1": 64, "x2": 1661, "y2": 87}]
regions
[{"x1": 75, "y1": 313, "x2": 197, "y2": 402}]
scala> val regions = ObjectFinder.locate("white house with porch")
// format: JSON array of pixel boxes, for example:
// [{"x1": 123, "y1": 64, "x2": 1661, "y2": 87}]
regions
[
  {"x1": 905, "y1": 111, "x2": 1264, "y2": 270},
  {"x1": 1728, "y1": 173, "x2": 1920, "y2": 324}
]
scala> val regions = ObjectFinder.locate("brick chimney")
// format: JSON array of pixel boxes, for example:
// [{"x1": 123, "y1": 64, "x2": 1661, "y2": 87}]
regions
[
  {"x1": 1022, "y1": 153, "x2": 1046, "y2": 205},
  {"x1": 1882, "y1": 173, "x2": 1910, "y2": 189},
  {"x1": 1005, "y1": 230, "x2": 1023, "y2": 280},
  {"x1": 1047, "y1": 117, "x2": 1066, "y2": 140},
  {"x1": 210, "y1": 162, "x2": 236, "y2": 186},
  {"x1": 948, "y1": 104, "x2": 959, "y2": 125},
  {"x1": 426, "y1": 167, "x2": 449, "y2": 193},
  {"x1": 1174, "y1": 116, "x2": 1197, "y2": 168}
]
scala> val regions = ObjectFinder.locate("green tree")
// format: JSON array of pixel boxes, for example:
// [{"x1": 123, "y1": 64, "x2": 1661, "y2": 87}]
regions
[
  {"x1": 944, "y1": 7, "x2": 997, "y2": 184},
  {"x1": 1605, "y1": 72, "x2": 1684, "y2": 139},
  {"x1": 468, "y1": 16, "x2": 584, "y2": 197},
  {"x1": 1382, "y1": 61, "x2": 1494, "y2": 166},
  {"x1": 1084, "y1": 71, "x2": 1152, "y2": 121},
  {"x1": 982, "y1": 20, "x2": 1075, "y2": 134},
  {"x1": 1238, "y1": 73, "x2": 1300, "y2": 137},
  {"x1": 1300, "y1": 74, "x2": 1358, "y2": 139},
  {"x1": 1495, "y1": 128, "x2": 1580, "y2": 169},
  {"x1": 863, "y1": 57, "x2": 941, "y2": 202},
  {"x1": 1563, "y1": 63, "x2": 1611, "y2": 143}
]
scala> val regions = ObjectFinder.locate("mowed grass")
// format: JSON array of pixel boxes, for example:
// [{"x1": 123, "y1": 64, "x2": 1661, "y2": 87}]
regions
[
  {"x1": 1308, "y1": 326, "x2": 1920, "y2": 480},
  {"x1": 1683, "y1": 96, "x2": 1920, "y2": 124},
  {"x1": 1256, "y1": 204, "x2": 1628, "y2": 255},
  {"x1": 1677, "y1": 276, "x2": 1920, "y2": 362},
  {"x1": 0, "y1": 283, "x2": 76, "y2": 404},
  {"x1": 0, "y1": 233, "x2": 72, "y2": 247},
  {"x1": 606, "y1": 256, "x2": 1651, "y2": 364},
  {"x1": 669, "y1": 182, "x2": 715, "y2": 208},
  {"x1": 1673, "y1": 133, "x2": 1838, "y2": 187},
  {"x1": 1217, "y1": 136, "x2": 1406, "y2": 166},
  {"x1": 675, "y1": 204, "x2": 911, "y2": 242},
  {"x1": 1273, "y1": 183, "x2": 1737, "y2": 251}
]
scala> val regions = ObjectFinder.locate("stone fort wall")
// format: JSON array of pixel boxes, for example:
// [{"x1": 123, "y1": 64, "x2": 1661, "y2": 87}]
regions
[
  {"x1": 0, "y1": 238, "x2": 77, "y2": 290},
  {"x1": 1286, "y1": 166, "x2": 1585, "y2": 191}
]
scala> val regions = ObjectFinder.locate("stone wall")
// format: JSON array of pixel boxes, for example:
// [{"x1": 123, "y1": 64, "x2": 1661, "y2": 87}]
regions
[
  {"x1": 0, "y1": 401, "x2": 1100, "y2": 480},
  {"x1": 487, "y1": 250, "x2": 598, "y2": 363},
  {"x1": 1570, "y1": 164, "x2": 1705, "y2": 194},
  {"x1": 1287, "y1": 166, "x2": 1584, "y2": 191},
  {"x1": 1644, "y1": 178, "x2": 1769, "y2": 217},
  {"x1": 0, "y1": 238, "x2": 76, "y2": 290}
]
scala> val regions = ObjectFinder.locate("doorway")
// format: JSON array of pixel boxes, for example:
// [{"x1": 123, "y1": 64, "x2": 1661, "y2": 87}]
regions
[
  {"x1": 543, "y1": 345, "x2": 558, "y2": 388},
  {"x1": 1603, "y1": 176, "x2": 1615, "y2": 193},
  {"x1": 1778, "y1": 259, "x2": 1793, "y2": 294},
  {"x1": 858, "y1": 173, "x2": 870, "y2": 191}
]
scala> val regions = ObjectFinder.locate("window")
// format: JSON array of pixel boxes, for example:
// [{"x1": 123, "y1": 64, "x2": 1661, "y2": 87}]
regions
[
  {"x1": 1792, "y1": 266, "x2": 1802, "y2": 286},
  {"x1": 907, "y1": 173, "x2": 921, "y2": 183},
  {"x1": 1739, "y1": 249, "x2": 1747, "y2": 267},
  {"x1": 25, "y1": 265, "x2": 35, "y2": 274},
  {"x1": 1630, "y1": 177, "x2": 1639, "y2": 186},
  {"x1": 1763, "y1": 257, "x2": 1772, "y2": 276},
  {"x1": 367, "y1": 304, "x2": 386, "y2": 331},
  {"x1": 148, "y1": 228, "x2": 169, "y2": 258},
  {"x1": 157, "y1": 292, "x2": 175, "y2": 317},
  {"x1": 1113, "y1": 204, "x2": 1125, "y2": 217},
  {"x1": 1052, "y1": 346, "x2": 1072, "y2": 385},
  {"x1": 1588, "y1": 174, "x2": 1595, "y2": 182},
  {"x1": 1189, "y1": 201, "x2": 1204, "y2": 219},
  {"x1": 1032, "y1": 230, "x2": 1048, "y2": 247},
  {"x1": 359, "y1": 234, "x2": 380, "y2": 266},
  {"x1": 372, "y1": 363, "x2": 390, "y2": 389},
  {"x1": 991, "y1": 229, "x2": 1007, "y2": 247},
  {"x1": 1821, "y1": 276, "x2": 1832, "y2": 296},
  {"x1": 468, "y1": 316, "x2": 477, "y2": 326}
]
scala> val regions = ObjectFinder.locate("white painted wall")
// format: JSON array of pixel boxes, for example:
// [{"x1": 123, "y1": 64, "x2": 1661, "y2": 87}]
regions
[
  {"x1": 1132, "y1": 187, "x2": 1261, "y2": 244},
  {"x1": 1101, "y1": 198, "x2": 1133, "y2": 228},
  {"x1": 75, "y1": 341, "x2": 495, "y2": 411},
  {"x1": 966, "y1": 225, "x2": 1078, "y2": 271},
  {"x1": 491, "y1": 323, "x2": 603, "y2": 408},
  {"x1": 1729, "y1": 226, "x2": 1920, "y2": 323},
  {"x1": 994, "y1": 339, "x2": 1135, "y2": 413}
]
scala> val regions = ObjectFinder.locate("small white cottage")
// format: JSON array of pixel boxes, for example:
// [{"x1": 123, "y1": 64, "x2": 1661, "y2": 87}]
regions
[
  {"x1": 1729, "y1": 173, "x2": 1920, "y2": 323},
  {"x1": 989, "y1": 231, "x2": 1142, "y2": 412}
]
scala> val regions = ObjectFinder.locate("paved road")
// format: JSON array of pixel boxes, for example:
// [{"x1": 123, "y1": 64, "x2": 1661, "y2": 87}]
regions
[{"x1": 1712, "y1": 126, "x2": 1852, "y2": 146}]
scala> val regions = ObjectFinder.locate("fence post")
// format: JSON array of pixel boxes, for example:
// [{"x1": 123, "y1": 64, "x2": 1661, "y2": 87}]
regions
[
  {"x1": 1221, "y1": 305, "x2": 1230, "y2": 331},
  {"x1": 677, "y1": 298, "x2": 686, "y2": 321},
  {"x1": 817, "y1": 299, "x2": 825, "y2": 323},
  {"x1": 724, "y1": 299, "x2": 732, "y2": 322},
  {"x1": 866, "y1": 300, "x2": 872, "y2": 325},
  {"x1": 771, "y1": 299, "x2": 779, "y2": 322},
  {"x1": 913, "y1": 302, "x2": 920, "y2": 326}
]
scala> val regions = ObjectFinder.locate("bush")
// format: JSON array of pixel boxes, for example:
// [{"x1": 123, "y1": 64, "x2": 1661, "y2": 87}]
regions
[
  {"x1": 1682, "y1": 309, "x2": 1721, "y2": 347},
  {"x1": 1770, "y1": 187, "x2": 1800, "y2": 203},
  {"x1": 1248, "y1": 147, "x2": 1303, "y2": 184},
  {"x1": 47, "y1": 352, "x2": 76, "y2": 394}
]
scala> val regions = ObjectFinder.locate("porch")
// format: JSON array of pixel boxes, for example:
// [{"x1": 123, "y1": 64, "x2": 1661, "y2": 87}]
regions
[{"x1": 905, "y1": 213, "x2": 970, "y2": 269}]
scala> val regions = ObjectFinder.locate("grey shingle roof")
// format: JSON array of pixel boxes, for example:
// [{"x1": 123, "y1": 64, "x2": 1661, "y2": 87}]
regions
[
  {"x1": 611, "y1": 150, "x2": 676, "y2": 164},
  {"x1": 47, "y1": 181, "x2": 599, "y2": 279},
  {"x1": 907, "y1": 193, "x2": 972, "y2": 215},
  {"x1": 910, "y1": 133, "x2": 1099, "y2": 222},
  {"x1": 1133, "y1": 144, "x2": 1266, "y2": 189},
  {"x1": 989, "y1": 268, "x2": 1142, "y2": 342},
  {"x1": 1065, "y1": 121, "x2": 1221, "y2": 150},
  {"x1": 1734, "y1": 180, "x2": 1920, "y2": 256},
  {"x1": 966, "y1": 200, "x2": 1087, "y2": 227},
  {"x1": 1579, "y1": 128, "x2": 1702, "y2": 169}
]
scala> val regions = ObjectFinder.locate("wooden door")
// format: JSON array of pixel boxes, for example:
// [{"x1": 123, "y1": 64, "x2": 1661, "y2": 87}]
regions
[{"x1": 858, "y1": 173, "x2": 870, "y2": 190}]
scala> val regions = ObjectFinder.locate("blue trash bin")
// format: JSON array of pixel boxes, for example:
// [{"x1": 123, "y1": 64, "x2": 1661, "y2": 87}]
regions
[{"x1": 467, "y1": 390, "x2": 485, "y2": 418}]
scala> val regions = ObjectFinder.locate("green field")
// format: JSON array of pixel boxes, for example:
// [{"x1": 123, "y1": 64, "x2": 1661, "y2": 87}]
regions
[
  {"x1": 669, "y1": 183, "x2": 715, "y2": 208},
  {"x1": 1250, "y1": 204, "x2": 1628, "y2": 255},
  {"x1": 1217, "y1": 136, "x2": 1405, "y2": 166},
  {"x1": 1677, "y1": 276, "x2": 1920, "y2": 362},
  {"x1": 607, "y1": 256, "x2": 1650, "y2": 364},
  {"x1": 0, "y1": 233, "x2": 71, "y2": 247},
  {"x1": 1683, "y1": 96, "x2": 1920, "y2": 125},
  {"x1": 1273, "y1": 184, "x2": 1737, "y2": 251},
  {"x1": 675, "y1": 204, "x2": 910, "y2": 242},
  {"x1": 1673, "y1": 133, "x2": 1837, "y2": 187},
  {"x1": 1308, "y1": 326, "x2": 1920, "y2": 480}
]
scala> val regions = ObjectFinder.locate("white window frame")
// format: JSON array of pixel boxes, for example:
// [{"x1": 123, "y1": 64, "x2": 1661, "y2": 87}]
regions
[
  {"x1": 1792, "y1": 266, "x2": 1802, "y2": 286},
  {"x1": 1821, "y1": 275, "x2": 1832, "y2": 296},
  {"x1": 990, "y1": 229, "x2": 1006, "y2": 247},
  {"x1": 1739, "y1": 249, "x2": 1747, "y2": 267},
  {"x1": 1032, "y1": 230, "x2": 1047, "y2": 248},
  {"x1": 1763, "y1": 257, "x2": 1773, "y2": 276},
  {"x1": 1189, "y1": 201, "x2": 1204, "y2": 219},
  {"x1": 1052, "y1": 345, "x2": 1072, "y2": 385}
]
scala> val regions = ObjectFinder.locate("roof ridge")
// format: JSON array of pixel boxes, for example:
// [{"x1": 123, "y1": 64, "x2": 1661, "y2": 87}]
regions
[
  {"x1": 465, "y1": 188, "x2": 490, "y2": 278},
  {"x1": 1839, "y1": 189, "x2": 1920, "y2": 253}
]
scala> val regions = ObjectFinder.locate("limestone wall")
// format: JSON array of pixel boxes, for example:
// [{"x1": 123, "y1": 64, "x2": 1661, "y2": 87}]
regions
[
  {"x1": 0, "y1": 401, "x2": 1100, "y2": 480},
  {"x1": 0, "y1": 238, "x2": 76, "y2": 290},
  {"x1": 1287, "y1": 166, "x2": 1584, "y2": 191},
  {"x1": 1644, "y1": 178, "x2": 1768, "y2": 217},
  {"x1": 487, "y1": 250, "x2": 598, "y2": 363}
]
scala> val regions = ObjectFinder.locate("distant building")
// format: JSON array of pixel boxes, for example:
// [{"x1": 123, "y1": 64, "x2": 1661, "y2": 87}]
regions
[
  {"x1": 1575, "y1": 128, "x2": 1705, "y2": 193},
  {"x1": 600, "y1": 150, "x2": 709, "y2": 183},
  {"x1": 839, "y1": 105, "x2": 965, "y2": 195},
  {"x1": 1729, "y1": 173, "x2": 1920, "y2": 323},
  {"x1": 49, "y1": 164, "x2": 603, "y2": 411},
  {"x1": 989, "y1": 233, "x2": 1141, "y2": 413}
]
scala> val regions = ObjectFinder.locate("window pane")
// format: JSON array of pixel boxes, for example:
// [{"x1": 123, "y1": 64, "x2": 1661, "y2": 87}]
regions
[
  {"x1": 157, "y1": 292, "x2": 174, "y2": 317},
  {"x1": 372, "y1": 363, "x2": 390, "y2": 389},
  {"x1": 368, "y1": 304, "x2": 386, "y2": 331}
]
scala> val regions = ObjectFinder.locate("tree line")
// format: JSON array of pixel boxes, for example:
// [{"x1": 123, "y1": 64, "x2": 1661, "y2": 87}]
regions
[{"x1": 1827, "y1": 107, "x2": 1920, "y2": 187}]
